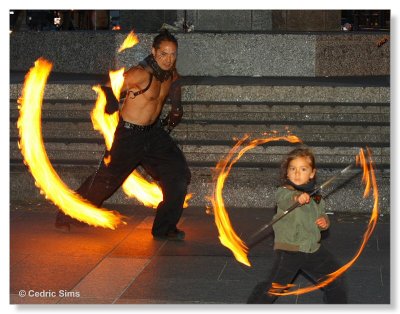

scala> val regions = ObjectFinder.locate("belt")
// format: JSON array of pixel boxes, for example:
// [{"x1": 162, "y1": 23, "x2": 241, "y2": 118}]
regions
[{"x1": 121, "y1": 120, "x2": 157, "y2": 132}]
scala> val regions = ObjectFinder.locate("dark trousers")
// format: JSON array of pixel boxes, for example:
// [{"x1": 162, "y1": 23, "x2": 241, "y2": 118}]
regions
[
  {"x1": 74, "y1": 119, "x2": 191, "y2": 236},
  {"x1": 247, "y1": 246, "x2": 348, "y2": 304}
]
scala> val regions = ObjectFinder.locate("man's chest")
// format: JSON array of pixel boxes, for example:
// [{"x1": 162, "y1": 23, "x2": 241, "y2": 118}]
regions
[{"x1": 144, "y1": 80, "x2": 171, "y2": 101}]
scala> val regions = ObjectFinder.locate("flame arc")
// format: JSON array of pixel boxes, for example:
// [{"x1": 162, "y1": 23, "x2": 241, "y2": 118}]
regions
[
  {"x1": 269, "y1": 148, "x2": 379, "y2": 296},
  {"x1": 17, "y1": 58, "x2": 123, "y2": 229},
  {"x1": 211, "y1": 134, "x2": 303, "y2": 267},
  {"x1": 19, "y1": 44, "x2": 190, "y2": 230},
  {"x1": 107, "y1": 31, "x2": 192, "y2": 209},
  {"x1": 118, "y1": 31, "x2": 139, "y2": 53},
  {"x1": 92, "y1": 69, "x2": 192, "y2": 209},
  {"x1": 211, "y1": 132, "x2": 379, "y2": 297}
]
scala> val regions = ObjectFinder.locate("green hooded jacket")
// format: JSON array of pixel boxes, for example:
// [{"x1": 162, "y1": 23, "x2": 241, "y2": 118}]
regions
[{"x1": 272, "y1": 185, "x2": 330, "y2": 253}]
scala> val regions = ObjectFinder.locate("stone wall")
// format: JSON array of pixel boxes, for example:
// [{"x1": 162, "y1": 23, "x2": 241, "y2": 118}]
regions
[
  {"x1": 10, "y1": 31, "x2": 390, "y2": 77},
  {"x1": 272, "y1": 10, "x2": 341, "y2": 31},
  {"x1": 180, "y1": 10, "x2": 273, "y2": 32},
  {"x1": 117, "y1": 10, "x2": 339, "y2": 32}
]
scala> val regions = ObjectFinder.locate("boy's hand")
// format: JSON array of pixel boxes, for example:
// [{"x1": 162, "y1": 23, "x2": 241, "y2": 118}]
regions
[
  {"x1": 295, "y1": 193, "x2": 311, "y2": 205},
  {"x1": 315, "y1": 216, "x2": 329, "y2": 229}
]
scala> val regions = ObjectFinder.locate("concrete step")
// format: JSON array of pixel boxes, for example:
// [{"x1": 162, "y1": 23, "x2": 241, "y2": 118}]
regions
[
  {"x1": 10, "y1": 142, "x2": 389, "y2": 172},
  {"x1": 10, "y1": 81, "x2": 390, "y2": 103},
  {"x1": 10, "y1": 73, "x2": 390, "y2": 87},
  {"x1": 10, "y1": 76, "x2": 390, "y2": 214},
  {"x1": 10, "y1": 164, "x2": 390, "y2": 215},
  {"x1": 10, "y1": 98, "x2": 390, "y2": 109},
  {"x1": 10, "y1": 109, "x2": 389, "y2": 125},
  {"x1": 10, "y1": 96, "x2": 389, "y2": 168},
  {"x1": 182, "y1": 85, "x2": 389, "y2": 103},
  {"x1": 10, "y1": 99, "x2": 390, "y2": 133},
  {"x1": 9, "y1": 124, "x2": 390, "y2": 144}
]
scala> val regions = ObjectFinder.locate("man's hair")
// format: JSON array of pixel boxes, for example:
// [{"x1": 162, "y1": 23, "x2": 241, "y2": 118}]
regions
[
  {"x1": 153, "y1": 29, "x2": 178, "y2": 49},
  {"x1": 281, "y1": 147, "x2": 316, "y2": 181}
]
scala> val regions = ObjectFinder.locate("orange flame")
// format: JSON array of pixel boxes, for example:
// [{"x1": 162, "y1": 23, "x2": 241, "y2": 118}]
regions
[
  {"x1": 90, "y1": 68, "x2": 124, "y2": 151},
  {"x1": 269, "y1": 147, "x2": 379, "y2": 296},
  {"x1": 211, "y1": 133, "x2": 303, "y2": 267},
  {"x1": 91, "y1": 85, "x2": 120, "y2": 150},
  {"x1": 109, "y1": 68, "x2": 125, "y2": 101},
  {"x1": 90, "y1": 69, "x2": 192, "y2": 209},
  {"x1": 121, "y1": 176, "x2": 192, "y2": 209},
  {"x1": 118, "y1": 31, "x2": 139, "y2": 53},
  {"x1": 270, "y1": 283, "x2": 296, "y2": 294},
  {"x1": 17, "y1": 58, "x2": 123, "y2": 229}
]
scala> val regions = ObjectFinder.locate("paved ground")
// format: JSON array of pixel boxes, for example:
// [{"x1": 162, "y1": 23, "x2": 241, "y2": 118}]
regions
[{"x1": 9, "y1": 200, "x2": 390, "y2": 305}]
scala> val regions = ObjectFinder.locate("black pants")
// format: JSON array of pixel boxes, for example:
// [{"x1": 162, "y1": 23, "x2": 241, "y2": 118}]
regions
[
  {"x1": 74, "y1": 119, "x2": 191, "y2": 236},
  {"x1": 247, "y1": 246, "x2": 348, "y2": 304}
]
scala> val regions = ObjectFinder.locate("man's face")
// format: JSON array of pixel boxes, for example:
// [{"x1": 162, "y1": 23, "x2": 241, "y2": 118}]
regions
[{"x1": 152, "y1": 40, "x2": 177, "y2": 71}]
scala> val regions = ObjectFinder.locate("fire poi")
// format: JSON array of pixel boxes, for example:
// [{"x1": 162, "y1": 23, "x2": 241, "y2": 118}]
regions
[{"x1": 17, "y1": 31, "x2": 191, "y2": 229}]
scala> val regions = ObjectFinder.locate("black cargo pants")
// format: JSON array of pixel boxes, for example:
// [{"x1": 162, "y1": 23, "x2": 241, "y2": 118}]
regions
[
  {"x1": 76, "y1": 118, "x2": 191, "y2": 236},
  {"x1": 247, "y1": 246, "x2": 348, "y2": 304}
]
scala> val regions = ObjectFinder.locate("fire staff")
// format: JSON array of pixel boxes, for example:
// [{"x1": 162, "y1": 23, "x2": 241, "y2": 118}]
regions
[
  {"x1": 55, "y1": 30, "x2": 191, "y2": 241},
  {"x1": 247, "y1": 147, "x2": 347, "y2": 304}
]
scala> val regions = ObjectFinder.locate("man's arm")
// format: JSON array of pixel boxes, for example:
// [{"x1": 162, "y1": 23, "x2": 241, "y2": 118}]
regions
[
  {"x1": 101, "y1": 66, "x2": 147, "y2": 114},
  {"x1": 162, "y1": 71, "x2": 183, "y2": 132},
  {"x1": 100, "y1": 84, "x2": 120, "y2": 114}
]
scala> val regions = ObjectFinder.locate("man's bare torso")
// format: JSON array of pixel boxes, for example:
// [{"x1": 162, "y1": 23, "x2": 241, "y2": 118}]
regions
[{"x1": 120, "y1": 66, "x2": 173, "y2": 126}]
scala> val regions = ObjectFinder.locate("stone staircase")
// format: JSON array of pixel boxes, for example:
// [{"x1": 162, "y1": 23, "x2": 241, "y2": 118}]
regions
[{"x1": 9, "y1": 76, "x2": 390, "y2": 214}]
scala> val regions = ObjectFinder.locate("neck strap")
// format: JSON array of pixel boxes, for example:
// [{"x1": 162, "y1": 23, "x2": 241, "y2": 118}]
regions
[{"x1": 139, "y1": 54, "x2": 173, "y2": 82}]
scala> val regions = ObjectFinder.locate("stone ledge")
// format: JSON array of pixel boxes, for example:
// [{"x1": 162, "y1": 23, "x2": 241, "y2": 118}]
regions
[{"x1": 10, "y1": 32, "x2": 389, "y2": 77}]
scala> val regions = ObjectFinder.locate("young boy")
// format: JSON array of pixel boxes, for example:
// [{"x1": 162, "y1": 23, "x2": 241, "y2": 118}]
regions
[{"x1": 247, "y1": 147, "x2": 347, "y2": 304}]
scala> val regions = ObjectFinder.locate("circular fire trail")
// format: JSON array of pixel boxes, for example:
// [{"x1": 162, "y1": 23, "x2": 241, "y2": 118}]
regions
[
  {"x1": 210, "y1": 133, "x2": 303, "y2": 266},
  {"x1": 268, "y1": 147, "x2": 379, "y2": 297},
  {"x1": 210, "y1": 132, "x2": 379, "y2": 296}
]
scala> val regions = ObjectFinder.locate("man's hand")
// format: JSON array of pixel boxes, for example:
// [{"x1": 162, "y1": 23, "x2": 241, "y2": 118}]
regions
[
  {"x1": 161, "y1": 106, "x2": 183, "y2": 132},
  {"x1": 100, "y1": 86, "x2": 119, "y2": 114},
  {"x1": 162, "y1": 76, "x2": 183, "y2": 132}
]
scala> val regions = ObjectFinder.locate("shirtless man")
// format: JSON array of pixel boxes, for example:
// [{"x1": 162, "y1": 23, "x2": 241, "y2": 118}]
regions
[{"x1": 55, "y1": 30, "x2": 191, "y2": 240}]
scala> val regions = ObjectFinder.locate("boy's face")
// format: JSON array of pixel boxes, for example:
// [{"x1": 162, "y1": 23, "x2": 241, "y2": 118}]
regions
[
  {"x1": 152, "y1": 40, "x2": 177, "y2": 71},
  {"x1": 287, "y1": 156, "x2": 316, "y2": 186}
]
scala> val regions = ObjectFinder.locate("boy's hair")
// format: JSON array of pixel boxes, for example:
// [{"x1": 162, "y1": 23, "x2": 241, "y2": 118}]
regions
[
  {"x1": 153, "y1": 29, "x2": 178, "y2": 49},
  {"x1": 281, "y1": 147, "x2": 316, "y2": 182}
]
